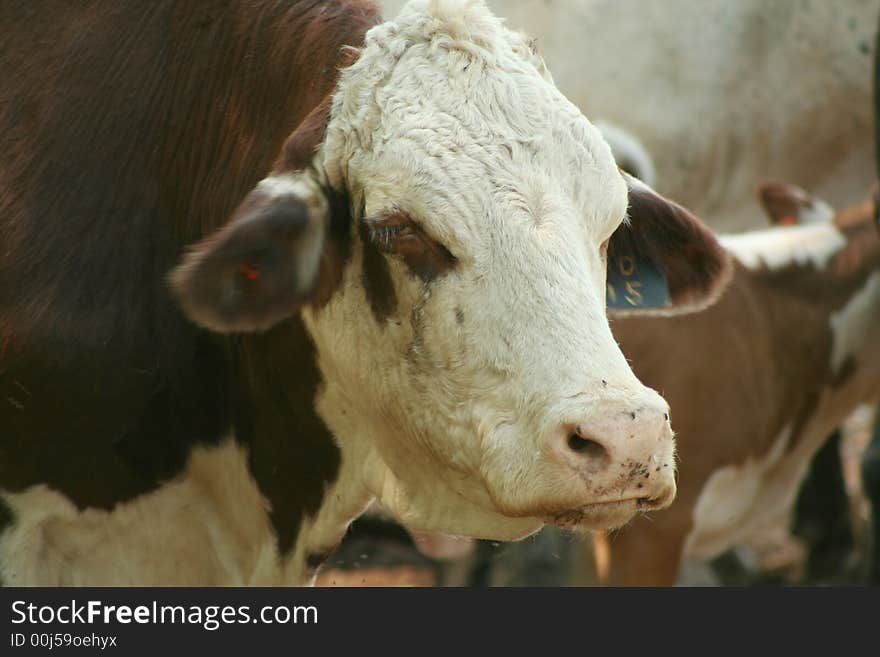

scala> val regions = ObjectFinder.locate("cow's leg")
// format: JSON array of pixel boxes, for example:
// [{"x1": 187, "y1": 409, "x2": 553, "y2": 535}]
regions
[
  {"x1": 862, "y1": 417, "x2": 880, "y2": 585},
  {"x1": 593, "y1": 518, "x2": 687, "y2": 586},
  {"x1": 792, "y1": 430, "x2": 855, "y2": 582}
]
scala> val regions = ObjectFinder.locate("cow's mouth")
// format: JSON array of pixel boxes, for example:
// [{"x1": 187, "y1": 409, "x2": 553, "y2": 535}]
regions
[{"x1": 546, "y1": 498, "x2": 649, "y2": 531}]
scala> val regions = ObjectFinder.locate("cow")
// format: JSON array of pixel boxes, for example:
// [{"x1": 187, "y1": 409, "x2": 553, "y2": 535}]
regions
[
  {"x1": 761, "y1": 184, "x2": 880, "y2": 585},
  {"x1": 0, "y1": 0, "x2": 731, "y2": 585},
  {"x1": 590, "y1": 186, "x2": 880, "y2": 585},
  {"x1": 381, "y1": 0, "x2": 878, "y2": 231}
]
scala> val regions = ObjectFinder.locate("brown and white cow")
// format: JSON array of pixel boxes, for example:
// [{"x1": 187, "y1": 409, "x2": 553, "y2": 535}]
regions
[
  {"x1": 590, "y1": 186, "x2": 880, "y2": 586},
  {"x1": 0, "y1": 0, "x2": 729, "y2": 585}
]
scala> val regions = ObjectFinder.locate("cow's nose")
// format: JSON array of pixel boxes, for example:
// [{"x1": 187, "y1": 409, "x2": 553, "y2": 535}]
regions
[{"x1": 554, "y1": 395, "x2": 676, "y2": 507}]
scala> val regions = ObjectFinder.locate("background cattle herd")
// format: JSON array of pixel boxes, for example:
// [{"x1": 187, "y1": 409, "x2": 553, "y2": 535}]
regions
[{"x1": 2, "y1": 0, "x2": 880, "y2": 587}]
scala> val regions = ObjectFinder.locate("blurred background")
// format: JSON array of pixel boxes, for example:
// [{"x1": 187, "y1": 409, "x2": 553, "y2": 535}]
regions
[{"x1": 382, "y1": 0, "x2": 877, "y2": 232}]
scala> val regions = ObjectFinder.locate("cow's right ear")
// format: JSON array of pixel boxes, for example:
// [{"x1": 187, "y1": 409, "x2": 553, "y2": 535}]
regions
[
  {"x1": 169, "y1": 175, "x2": 349, "y2": 333},
  {"x1": 757, "y1": 181, "x2": 834, "y2": 226}
]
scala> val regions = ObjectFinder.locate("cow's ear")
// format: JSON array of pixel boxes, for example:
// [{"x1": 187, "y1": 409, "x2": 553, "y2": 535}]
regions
[
  {"x1": 169, "y1": 175, "x2": 350, "y2": 333},
  {"x1": 757, "y1": 181, "x2": 834, "y2": 226},
  {"x1": 606, "y1": 173, "x2": 732, "y2": 316}
]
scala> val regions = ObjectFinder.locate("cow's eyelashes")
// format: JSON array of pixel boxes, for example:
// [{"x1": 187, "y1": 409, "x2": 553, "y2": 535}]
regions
[
  {"x1": 366, "y1": 212, "x2": 456, "y2": 281},
  {"x1": 371, "y1": 222, "x2": 416, "y2": 252}
]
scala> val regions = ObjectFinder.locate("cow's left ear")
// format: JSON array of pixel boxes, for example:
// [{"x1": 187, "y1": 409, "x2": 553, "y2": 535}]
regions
[
  {"x1": 169, "y1": 174, "x2": 350, "y2": 333},
  {"x1": 606, "y1": 173, "x2": 732, "y2": 315}
]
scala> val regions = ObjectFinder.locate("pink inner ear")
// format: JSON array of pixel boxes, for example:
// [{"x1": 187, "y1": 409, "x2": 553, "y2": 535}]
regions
[
  {"x1": 239, "y1": 263, "x2": 261, "y2": 282},
  {"x1": 757, "y1": 181, "x2": 809, "y2": 225}
]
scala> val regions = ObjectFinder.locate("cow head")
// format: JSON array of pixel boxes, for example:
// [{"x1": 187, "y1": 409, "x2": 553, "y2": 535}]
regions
[{"x1": 170, "y1": 0, "x2": 731, "y2": 540}]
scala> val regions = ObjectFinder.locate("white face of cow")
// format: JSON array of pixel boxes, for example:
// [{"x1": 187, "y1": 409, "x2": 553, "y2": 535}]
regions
[{"x1": 171, "y1": 0, "x2": 731, "y2": 540}]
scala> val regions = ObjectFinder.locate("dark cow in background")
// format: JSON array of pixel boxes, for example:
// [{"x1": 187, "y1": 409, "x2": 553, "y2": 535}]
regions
[
  {"x1": 1, "y1": 0, "x2": 383, "y2": 585},
  {"x1": 0, "y1": 0, "x2": 731, "y2": 585}
]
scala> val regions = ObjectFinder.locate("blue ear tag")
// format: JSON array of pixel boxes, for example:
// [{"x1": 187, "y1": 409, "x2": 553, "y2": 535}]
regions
[{"x1": 606, "y1": 253, "x2": 671, "y2": 309}]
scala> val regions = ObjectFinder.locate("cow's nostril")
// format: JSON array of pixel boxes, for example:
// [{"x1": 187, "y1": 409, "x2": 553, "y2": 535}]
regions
[{"x1": 567, "y1": 432, "x2": 608, "y2": 461}]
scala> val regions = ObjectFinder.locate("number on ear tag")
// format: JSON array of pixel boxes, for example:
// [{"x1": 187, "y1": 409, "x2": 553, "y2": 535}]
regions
[{"x1": 606, "y1": 253, "x2": 671, "y2": 309}]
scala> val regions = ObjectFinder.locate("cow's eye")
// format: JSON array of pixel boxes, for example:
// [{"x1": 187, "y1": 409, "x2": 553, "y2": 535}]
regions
[
  {"x1": 368, "y1": 210, "x2": 456, "y2": 282},
  {"x1": 372, "y1": 221, "x2": 417, "y2": 253}
]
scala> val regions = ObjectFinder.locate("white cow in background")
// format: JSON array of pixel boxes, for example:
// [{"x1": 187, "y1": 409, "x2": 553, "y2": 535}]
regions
[{"x1": 382, "y1": 0, "x2": 878, "y2": 231}]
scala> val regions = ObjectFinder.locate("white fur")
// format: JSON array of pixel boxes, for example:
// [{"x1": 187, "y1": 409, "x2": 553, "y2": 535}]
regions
[
  {"x1": 799, "y1": 199, "x2": 834, "y2": 226},
  {"x1": 779, "y1": 184, "x2": 835, "y2": 225},
  {"x1": 0, "y1": 440, "x2": 288, "y2": 585},
  {"x1": 684, "y1": 425, "x2": 792, "y2": 560},
  {"x1": 256, "y1": 175, "x2": 310, "y2": 199},
  {"x1": 257, "y1": 175, "x2": 328, "y2": 294},
  {"x1": 298, "y1": 0, "x2": 675, "y2": 540},
  {"x1": 720, "y1": 223, "x2": 847, "y2": 271},
  {"x1": 0, "y1": 440, "x2": 375, "y2": 586}
]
